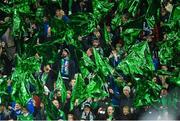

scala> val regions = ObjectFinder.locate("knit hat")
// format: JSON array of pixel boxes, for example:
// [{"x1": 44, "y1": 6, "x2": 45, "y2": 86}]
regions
[
  {"x1": 123, "y1": 86, "x2": 131, "y2": 93},
  {"x1": 83, "y1": 102, "x2": 91, "y2": 109}
]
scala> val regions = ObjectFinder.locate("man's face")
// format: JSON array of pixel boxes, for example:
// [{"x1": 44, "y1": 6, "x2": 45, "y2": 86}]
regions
[
  {"x1": 92, "y1": 40, "x2": 99, "y2": 47},
  {"x1": 44, "y1": 65, "x2": 51, "y2": 73},
  {"x1": 56, "y1": 91, "x2": 61, "y2": 97},
  {"x1": 1, "y1": 42, "x2": 5, "y2": 48},
  {"x1": 123, "y1": 89, "x2": 130, "y2": 97},
  {"x1": 15, "y1": 103, "x2": 21, "y2": 111},
  {"x1": 56, "y1": 10, "x2": 61, "y2": 17},
  {"x1": 123, "y1": 107, "x2": 129, "y2": 115},
  {"x1": 107, "y1": 106, "x2": 114, "y2": 116},
  {"x1": 62, "y1": 50, "x2": 68, "y2": 57},
  {"x1": 84, "y1": 106, "x2": 90, "y2": 113},
  {"x1": 68, "y1": 114, "x2": 74, "y2": 121},
  {"x1": 70, "y1": 79, "x2": 76, "y2": 88},
  {"x1": 152, "y1": 77, "x2": 157, "y2": 83},
  {"x1": 161, "y1": 89, "x2": 168, "y2": 96},
  {"x1": 52, "y1": 100, "x2": 60, "y2": 109},
  {"x1": 67, "y1": 91, "x2": 71, "y2": 99}
]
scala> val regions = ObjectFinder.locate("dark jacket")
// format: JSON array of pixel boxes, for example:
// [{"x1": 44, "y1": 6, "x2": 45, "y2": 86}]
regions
[
  {"x1": 54, "y1": 56, "x2": 76, "y2": 81},
  {"x1": 0, "y1": 111, "x2": 11, "y2": 120},
  {"x1": 118, "y1": 114, "x2": 132, "y2": 120},
  {"x1": 108, "y1": 77, "x2": 121, "y2": 106},
  {"x1": 120, "y1": 94, "x2": 133, "y2": 109},
  {"x1": 0, "y1": 53, "x2": 12, "y2": 75},
  {"x1": 40, "y1": 70, "x2": 56, "y2": 92}
]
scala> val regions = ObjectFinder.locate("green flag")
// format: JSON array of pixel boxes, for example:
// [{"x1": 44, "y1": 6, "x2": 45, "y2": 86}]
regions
[
  {"x1": 134, "y1": 80, "x2": 162, "y2": 107},
  {"x1": 172, "y1": 6, "x2": 180, "y2": 22},
  {"x1": 117, "y1": 41, "x2": 155, "y2": 75},
  {"x1": 93, "y1": 48, "x2": 112, "y2": 76},
  {"x1": 117, "y1": 0, "x2": 127, "y2": 12},
  {"x1": 158, "y1": 31, "x2": 178, "y2": 65},
  {"x1": 103, "y1": 23, "x2": 111, "y2": 44},
  {"x1": 13, "y1": 9, "x2": 21, "y2": 36},
  {"x1": 69, "y1": 13, "x2": 97, "y2": 36},
  {"x1": 68, "y1": 0, "x2": 73, "y2": 14},
  {"x1": 111, "y1": 14, "x2": 123, "y2": 30},
  {"x1": 70, "y1": 74, "x2": 86, "y2": 110},
  {"x1": 12, "y1": 80, "x2": 31, "y2": 106},
  {"x1": 146, "y1": 16, "x2": 155, "y2": 28},
  {"x1": 158, "y1": 41, "x2": 174, "y2": 65},
  {"x1": 120, "y1": 28, "x2": 141, "y2": 50},
  {"x1": 79, "y1": 65, "x2": 91, "y2": 79},
  {"x1": 92, "y1": 0, "x2": 114, "y2": 21},
  {"x1": 11, "y1": 55, "x2": 41, "y2": 106},
  {"x1": 146, "y1": 0, "x2": 161, "y2": 17},
  {"x1": 86, "y1": 75, "x2": 108, "y2": 98},
  {"x1": 0, "y1": 3, "x2": 12, "y2": 13},
  {"x1": 168, "y1": 76, "x2": 180, "y2": 87},
  {"x1": 17, "y1": 2, "x2": 31, "y2": 14},
  {"x1": 55, "y1": 72, "x2": 67, "y2": 104},
  {"x1": 123, "y1": 15, "x2": 145, "y2": 29},
  {"x1": 81, "y1": 51, "x2": 95, "y2": 67},
  {"x1": 128, "y1": 0, "x2": 141, "y2": 17},
  {"x1": 17, "y1": 114, "x2": 33, "y2": 121},
  {"x1": 43, "y1": 95, "x2": 61, "y2": 120}
]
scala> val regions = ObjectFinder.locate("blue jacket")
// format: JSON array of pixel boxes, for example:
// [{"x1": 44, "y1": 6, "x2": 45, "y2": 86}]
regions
[
  {"x1": 26, "y1": 99, "x2": 34, "y2": 114},
  {"x1": 109, "y1": 77, "x2": 121, "y2": 106},
  {"x1": 153, "y1": 57, "x2": 159, "y2": 71}
]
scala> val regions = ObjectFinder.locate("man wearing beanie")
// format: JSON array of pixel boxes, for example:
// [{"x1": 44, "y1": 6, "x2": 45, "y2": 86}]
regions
[{"x1": 55, "y1": 48, "x2": 76, "y2": 89}]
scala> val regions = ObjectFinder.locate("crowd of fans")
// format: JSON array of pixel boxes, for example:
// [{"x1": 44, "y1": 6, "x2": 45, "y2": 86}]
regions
[{"x1": 0, "y1": 0, "x2": 180, "y2": 120}]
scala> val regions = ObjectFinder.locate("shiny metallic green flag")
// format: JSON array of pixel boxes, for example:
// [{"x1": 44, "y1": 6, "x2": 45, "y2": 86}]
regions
[
  {"x1": 103, "y1": 23, "x2": 111, "y2": 44},
  {"x1": 85, "y1": 75, "x2": 108, "y2": 98},
  {"x1": 117, "y1": 41, "x2": 155, "y2": 75},
  {"x1": 120, "y1": 28, "x2": 141, "y2": 50},
  {"x1": 55, "y1": 72, "x2": 67, "y2": 104},
  {"x1": 93, "y1": 48, "x2": 113, "y2": 76},
  {"x1": 92, "y1": 0, "x2": 114, "y2": 20},
  {"x1": 70, "y1": 74, "x2": 86, "y2": 110},
  {"x1": 134, "y1": 80, "x2": 162, "y2": 107}
]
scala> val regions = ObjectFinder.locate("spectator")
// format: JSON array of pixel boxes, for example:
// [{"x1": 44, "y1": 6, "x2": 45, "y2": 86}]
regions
[
  {"x1": 55, "y1": 9, "x2": 70, "y2": 23},
  {"x1": 0, "y1": 0, "x2": 179, "y2": 120},
  {"x1": 52, "y1": 99, "x2": 66, "y2": 120},
  {"x1": 109, "y1": 49, "x2": 121, "y2": 67},
  {"x1": 0, "y1": 103, "x2": 11, "y2": 120},
  {"x1": 80, "y1": 102, "x2": 95, "y2": 121},
  {"x1": 40, "y1": 64, "x2": 56, "y2": 92},
  {"x1": 106, "y1": 105, "x2": 116, "y2": 120},
  {"x1": 67, "y1": 113, "x2": 76, "y2": 121},
  {"x1": 17, "y1": 106, "x2": 33, "y2": 120},
  {"x1": 0, "y1": 42, "x2": 12, "y2": 75},
  {"x1": 118, "y1": 105, "x2": 132, "y2": 120},
  {"x1": 120, "y1": 86, "x2": 133, "y2": 109},
  {"x1": 55, "y1": 48, "x2": 76, "y2": 88},
  {"x1": 92, "y1": 39, "x2": 104, "y2": 56}
]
